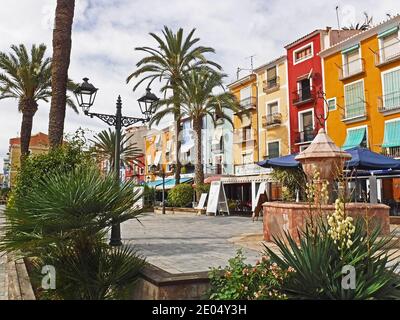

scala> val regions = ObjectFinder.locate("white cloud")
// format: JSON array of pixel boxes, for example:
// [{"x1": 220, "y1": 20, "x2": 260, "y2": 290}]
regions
[{"x1": 0, "y1": 0, "x2": 399, "y2": 171}]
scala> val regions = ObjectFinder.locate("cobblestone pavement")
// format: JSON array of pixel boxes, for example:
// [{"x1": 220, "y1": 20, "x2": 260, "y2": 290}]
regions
[
  {"x1": 0, "y1": 206, "x2": 7, "y2": 300},
  {"x1": 121, "y1": 213, "x2": 264, "y2": 274}
]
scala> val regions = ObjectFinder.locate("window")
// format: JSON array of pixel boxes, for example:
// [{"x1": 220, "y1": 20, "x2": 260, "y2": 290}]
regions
[
  {"x1": 298, "y1": 110, "x2": 314, "y2": 142},
  {"x1": 382, "y1": 68, "x2": 400, "y2": 111},
  {"x1": 267, "y1": 141, "x2": 280, "y2": 159},
  {"x1": 342, "y1": 46, "x2": 362, "y2": 78},
  {"x1": 294, "y1": 43, "x2": 313, "y2": 64},
  {"x1": 240, "y1": 86, "x2": 251, "y2": 101},
  {"x1": 327, "y1": 97, "x2": 336, "y2": 111},
  {"x1": 243, "y1": 125, "x2": 252, "y2": 141},
  {"x1": 297, "y1": 78, "x2": 312, "y2": 101},
  {"x1": 379, "y1": 28, "x2": 400, "y2": 63},
  {"x1": 267, "y1": 101, "x2": 279, "y2": 115},
  {"x1": 342, "y1": 127, "x2": 367, "y2": 150},
  {"x1": 344, "y1": 81, "x2": 365, "y2": 119},
  {"x1": 242, "y1": 152, "x2": 253, "y2": 164},
  {"x1": 266, "y1": 66, "x2": 277, "y2": 87}
]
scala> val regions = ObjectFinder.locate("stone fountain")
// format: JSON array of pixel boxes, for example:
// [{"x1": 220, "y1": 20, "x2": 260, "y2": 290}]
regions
[{"x1": 262, "y1": 128, "x2": 390, "y2": 242}]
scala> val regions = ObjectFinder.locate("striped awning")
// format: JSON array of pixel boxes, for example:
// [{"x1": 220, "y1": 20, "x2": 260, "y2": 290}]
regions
[
  {"x1": 342, "y1": 127, "x2": 366, "y2": 150},
  {"x1": 155, "y1": 177, "x2": 193, "y2": 190},
  {"x1": 382, "y1": 120, "x2": 400, "y2": 148}
]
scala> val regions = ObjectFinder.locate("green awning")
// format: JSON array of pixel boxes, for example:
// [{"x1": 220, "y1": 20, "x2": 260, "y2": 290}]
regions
[
  {"x1": 342, "y1": 127, "x2": 366, "y2": 150},
  {"x1": 382, "y1": 121, "x2": 400, "y2": 148},
  {"x1": 378, "y1": 26, "x2": 399, "y2": 39},
  {"x1": 341, "y1": 44, "x2": 360, "y2": 54}
]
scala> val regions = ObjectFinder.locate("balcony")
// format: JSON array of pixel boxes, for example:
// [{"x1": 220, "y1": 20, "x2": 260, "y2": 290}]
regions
[
  {"x1": 341, "y1": 102, "x2": 367, "y2": 123},
  {"x1": 339, "y1": 58, "x2": 365, "y2": 80},
  {"x1": 375, "y1": 40, "x2": 400, "y2": 66},
  {"x1": 383, "y1": 146, "x2": 400, "y2": 159},
  {"x1": 263, "y1": 77, "x2": 280, "y2": 93},
  {"x1": 378, "y1": 92, "x2": 400, "y2": 115},
  {"x1": 294, "y1": 129, "x2": 317, "y2": 144},
  {"x1": 233, "y1": 128, "x2": 256, "y2": 144},
  {"x1": 239, "y1": 96, "x2": 257, "y2": 110},
  {"x1": 262, "y1": 113, "x2": 282, "y2": 128},
  {"x1": 292, "y1": 87, "x2": 315, "y2": 106}
]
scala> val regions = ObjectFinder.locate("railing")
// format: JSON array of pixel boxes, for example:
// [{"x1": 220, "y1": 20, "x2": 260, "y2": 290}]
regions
[
  {"x1": 211, "y1": 139, "x2": 224, "y2": 152},
  {"x1": 384, "y1": 146, "x2": 400, "y2": 158},
  {"x1": 342, "y1": 102, "x2": 367, "y2": 121},
  {"x1": 263, "y1": 76, "x2": 280, "y2": 93},
  {"x1": 294, "y1": 129, "x2": 317, "y2": 144},
  {"x1": 239, "y1": 96, "x2": 257, "y2": 109},
  {"x1": 292, "y1": 86, "x2": 315, "y2": 105},
  {"x1": 378, "y1": 91, "x2": 400, "y2": 113},
  {"x1": 375, "y1": 39, "x2": 400, "y2": 66},
  {"x1": 262, "y1": 113, "x2": 282, "y2": 128},
  {"x1": 339, "y1": 58, "x2": 365, "y2": 80},
  {"x1": 233, "y1": 128, "x2": 256, "y2": 144}
]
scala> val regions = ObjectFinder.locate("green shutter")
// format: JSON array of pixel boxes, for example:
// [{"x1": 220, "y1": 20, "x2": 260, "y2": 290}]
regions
[
  {"x1": 344, "y1": 82, "x2": 364, "y2": 118},
  {"x1": 341, "y1": 44, "x2": 360, "y2": 54},
  {"x1": 378, "y1": 26, "x2": 399, "y2": 39},
  {"x1": 383, "y1": 69, "x2": 400, "y2": 109},
  {"x1": 382, "y1": 121, "x2": 400, "y2": 147},
  {"x1": 342, "y1": 127, "x2": 366, "y2": 150}
]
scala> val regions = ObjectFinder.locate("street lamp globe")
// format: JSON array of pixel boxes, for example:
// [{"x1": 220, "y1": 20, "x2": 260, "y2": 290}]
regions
[
  {"x1": 137, "y1": 87, "x2": 159, "y2": 120},
  {"x1": 74, "y1": 77, "x2": 98, "y2": 113}
]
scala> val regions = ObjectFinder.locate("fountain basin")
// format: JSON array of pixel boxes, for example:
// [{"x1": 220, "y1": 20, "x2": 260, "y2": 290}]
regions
[{"x1": 262, "y1": 201, "x2": 390, "y2": 242}]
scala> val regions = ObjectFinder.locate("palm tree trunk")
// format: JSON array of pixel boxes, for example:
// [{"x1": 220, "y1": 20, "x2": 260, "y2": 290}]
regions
[
  {"x1": 48, "y1": 0, "x2": 75, "y2": 148},
  {"x1": 19, "y1": 99, "x2": 38, "y2": 162},
  {"x1": 193, "y1": 117, "x2": 204, "y2": 200}
]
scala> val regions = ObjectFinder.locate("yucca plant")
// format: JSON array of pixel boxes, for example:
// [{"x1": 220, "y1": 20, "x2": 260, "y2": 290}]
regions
[
  {"x1": 1, "y1": 166, "x2": 145, "y2": 299},
  {"x1": 264, "y1": 218, "x2": 400, "y2": 300}
]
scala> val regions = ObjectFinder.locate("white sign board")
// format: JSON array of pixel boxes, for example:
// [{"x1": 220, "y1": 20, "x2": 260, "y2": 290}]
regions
[
  {"x1": 196, "y1": 193, "x2": 208, "y2": 209},
  {"x1": 133, "y1": 186, "x2": 144, "y2": 210},
  {"x1": 252, "y1": 182, "x2": 267, "y2": 212},
  {"x1": 206, "y1": 181, "x2": 229, "y2": 216}
]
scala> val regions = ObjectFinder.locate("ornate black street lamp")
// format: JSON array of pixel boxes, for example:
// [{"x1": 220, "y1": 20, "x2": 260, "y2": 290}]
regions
[{"x1": 74, "y1": 77, "x2": 159, "y2": 246}]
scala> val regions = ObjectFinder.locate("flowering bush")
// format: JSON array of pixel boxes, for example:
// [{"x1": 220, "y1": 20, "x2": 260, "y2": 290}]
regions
[{"x1": 208, "y1": 249, "x2": 292, "y2": 300}]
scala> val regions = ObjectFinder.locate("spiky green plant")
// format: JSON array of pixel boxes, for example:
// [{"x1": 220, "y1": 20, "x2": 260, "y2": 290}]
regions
[{"x1": 264, "y1": 218, "x2": 400, "y2": 300}]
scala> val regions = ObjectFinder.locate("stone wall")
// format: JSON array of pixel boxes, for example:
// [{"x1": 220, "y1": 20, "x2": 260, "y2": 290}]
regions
[{"x1": 263, "y1": 201, "x2": 390, "y2": 242}]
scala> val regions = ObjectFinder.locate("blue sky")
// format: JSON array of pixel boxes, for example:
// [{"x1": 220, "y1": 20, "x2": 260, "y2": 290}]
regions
[{"x1": 0, "y1": 0, "x2": 400, "y2": 171}]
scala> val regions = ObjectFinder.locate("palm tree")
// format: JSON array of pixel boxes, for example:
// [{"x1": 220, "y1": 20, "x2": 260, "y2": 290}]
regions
[
  {"x1": 0, "y1": 44, "x2": 77, "y2": 160},
  {"x1": 127, "y1": 26, "x2": 221, "y2": 183},
  {"x1": 48, "y1": 0, "x2": 76, "y2": 148},
  {"x1": 90, "y1": 129, "x2": 143, "y2": 172},
  {"x1": 157, "y1": 69, "x2": 240, "y2": 197},
  {"x1": 342, "y1": 12, "x2": 373, "y2": 31}
]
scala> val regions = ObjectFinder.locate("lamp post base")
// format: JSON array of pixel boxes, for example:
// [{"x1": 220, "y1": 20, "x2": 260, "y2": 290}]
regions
[{"x1": 109, "y1": 223, "x2": 122, "y2": 246}]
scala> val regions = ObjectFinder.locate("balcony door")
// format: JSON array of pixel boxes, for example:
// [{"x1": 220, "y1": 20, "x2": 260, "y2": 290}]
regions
[
  {"x1": 298, "y1": 78, "x2": 311, "y2": 101},
  {"x1": 299, "y1": 110, "x2": 313, "y2": 142},
  {"x1": 381, "y1": 31, "x2": 400, "y2": 62}
]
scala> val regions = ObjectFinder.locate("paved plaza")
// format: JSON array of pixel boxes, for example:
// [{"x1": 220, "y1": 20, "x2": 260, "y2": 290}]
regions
[{"x1": 122, "y1": 213, "x2": 264, "y2": 274}]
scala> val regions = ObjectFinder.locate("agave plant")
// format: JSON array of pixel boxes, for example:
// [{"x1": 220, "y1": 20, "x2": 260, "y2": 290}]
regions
[
  {"x1": 1, "y1": 165, "x2": 145, "y2": 299},
  {"x1": 264, "y1": 218, "x2": 400, "y2": 300}
]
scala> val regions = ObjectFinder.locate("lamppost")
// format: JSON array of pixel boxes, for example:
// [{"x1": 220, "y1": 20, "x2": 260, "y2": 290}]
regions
[
  {"x1": 74, "y1": 77, "x2": 159, "y2": 246},
  {"x1": 149, "y1": 164, "x2": 166, "y2": 215}
]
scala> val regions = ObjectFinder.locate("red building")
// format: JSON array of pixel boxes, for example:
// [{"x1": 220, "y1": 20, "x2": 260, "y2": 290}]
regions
[{"x1": 285, "y1": 28, "x2": 358, "y2": 153}]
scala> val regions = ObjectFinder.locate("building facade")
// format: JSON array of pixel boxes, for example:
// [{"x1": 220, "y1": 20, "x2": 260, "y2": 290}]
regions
[
  {"x1": 124, "y1": 126, "x2": 148, "y2": 184},
  {"x1": 8, "y1": 132, "x2": 49, "y2": 188},
  {"x1": 320, "y1": 15, "x2": 400, "y2": 156},
  {"x1": 254, "y1": 55, "x2": 290, "y2": 159},
  {"x1": 285, "y1": 28, "x2": 358, "y2": 153}
]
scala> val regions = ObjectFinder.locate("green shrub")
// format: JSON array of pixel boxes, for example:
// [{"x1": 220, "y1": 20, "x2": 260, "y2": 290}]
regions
[
  {"x1": 195, "y1": 183, "x2": 210, "y2": 195},
  {"x1": 265, "y1": 218, "x2": 400, "y2": 300},
  {"x1": 270, "y1": 168, "x2": 306, "y2": 201},
  {"x1": 208, "y1": 249, "x2": 290, "y2": 300},
  {"x1": 1, "y1": 166, "x2": 145, "y2": 299},
  {"x1": 167, "y1": 184, "x2": 193, "y2": 207}
]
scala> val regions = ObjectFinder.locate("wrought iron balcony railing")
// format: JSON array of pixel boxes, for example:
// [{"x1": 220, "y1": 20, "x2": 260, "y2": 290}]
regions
[
  {"x1": 383, "y1": 146, "x2": 400, "y2": 159},
  {"x1": 292, "y1": 86, "x2": 315, "y2": 105},
  {"x1": 339, "y1": 58, "x2": 365, "y2": 80},
  {"x1": 378, "y1": 91, "x2": 400, "y2": 114},
  {"x1": 375, "y1": 39, "x2": 400, "y2": 66},
  {"x1": 262, "y1": 113, "x2": 282, "y2": 128},
  {"x1": 341, "y1": 102, "x2": 367, "y2": 121},
  {"x1": 263, "y1": 76, "x2": 280, "y2": 93},
  {"x1": 239, "y1": 96, "x2": 257, "y2": 110},
  {"x1": 233, "y1": 128, "x2": 257, "y2": 144},
  {"x1": 294, "y1": 129, "x2": 317, "y2": 144}
]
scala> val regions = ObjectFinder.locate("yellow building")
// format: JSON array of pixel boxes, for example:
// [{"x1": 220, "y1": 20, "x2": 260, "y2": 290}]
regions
[
  {"x1": 8, "y1": 132, "x2": 49, "y2": 187},
  {"x1": 320, "y1": 15, "x2": 400, "y2": 157},
  {"x1": 227, "y1": 74, "x2": 259, "y2": 173},
  {"x1": 254, "y1": 55, "x2": 290, "y2": 159}
]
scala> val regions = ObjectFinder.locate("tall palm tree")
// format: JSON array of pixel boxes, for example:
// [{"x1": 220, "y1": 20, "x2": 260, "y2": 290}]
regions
[
  {"x1": 342, "y1": 12, "x2": 373, "y2": 31},
  {"x1": 48, "y1": 0, "x2": 76, "y2": 148},
  {"x1": 157, "y1": 69, "x2": 240, "y2": 196},
  {"x1": 127, "y1": 26, "x2": 221, "y2": 183},
  {"x1": 0, "y1": 44, "x2": 77, "y2": 160},
  {"x1": 90, "y1": 129, "x2": 143, "y2": 172}
]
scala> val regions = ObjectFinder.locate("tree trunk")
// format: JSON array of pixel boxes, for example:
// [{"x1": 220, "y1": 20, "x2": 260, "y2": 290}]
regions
[
  {"x1": 193, "y1": 117, "x2": 204, "y2": 200},
  {"x1": 48, "y1": 0, "x2": 75, "y2": 148},
  {"x1": 19, "y1": 99, "x2": 38, "y2": 163}
]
